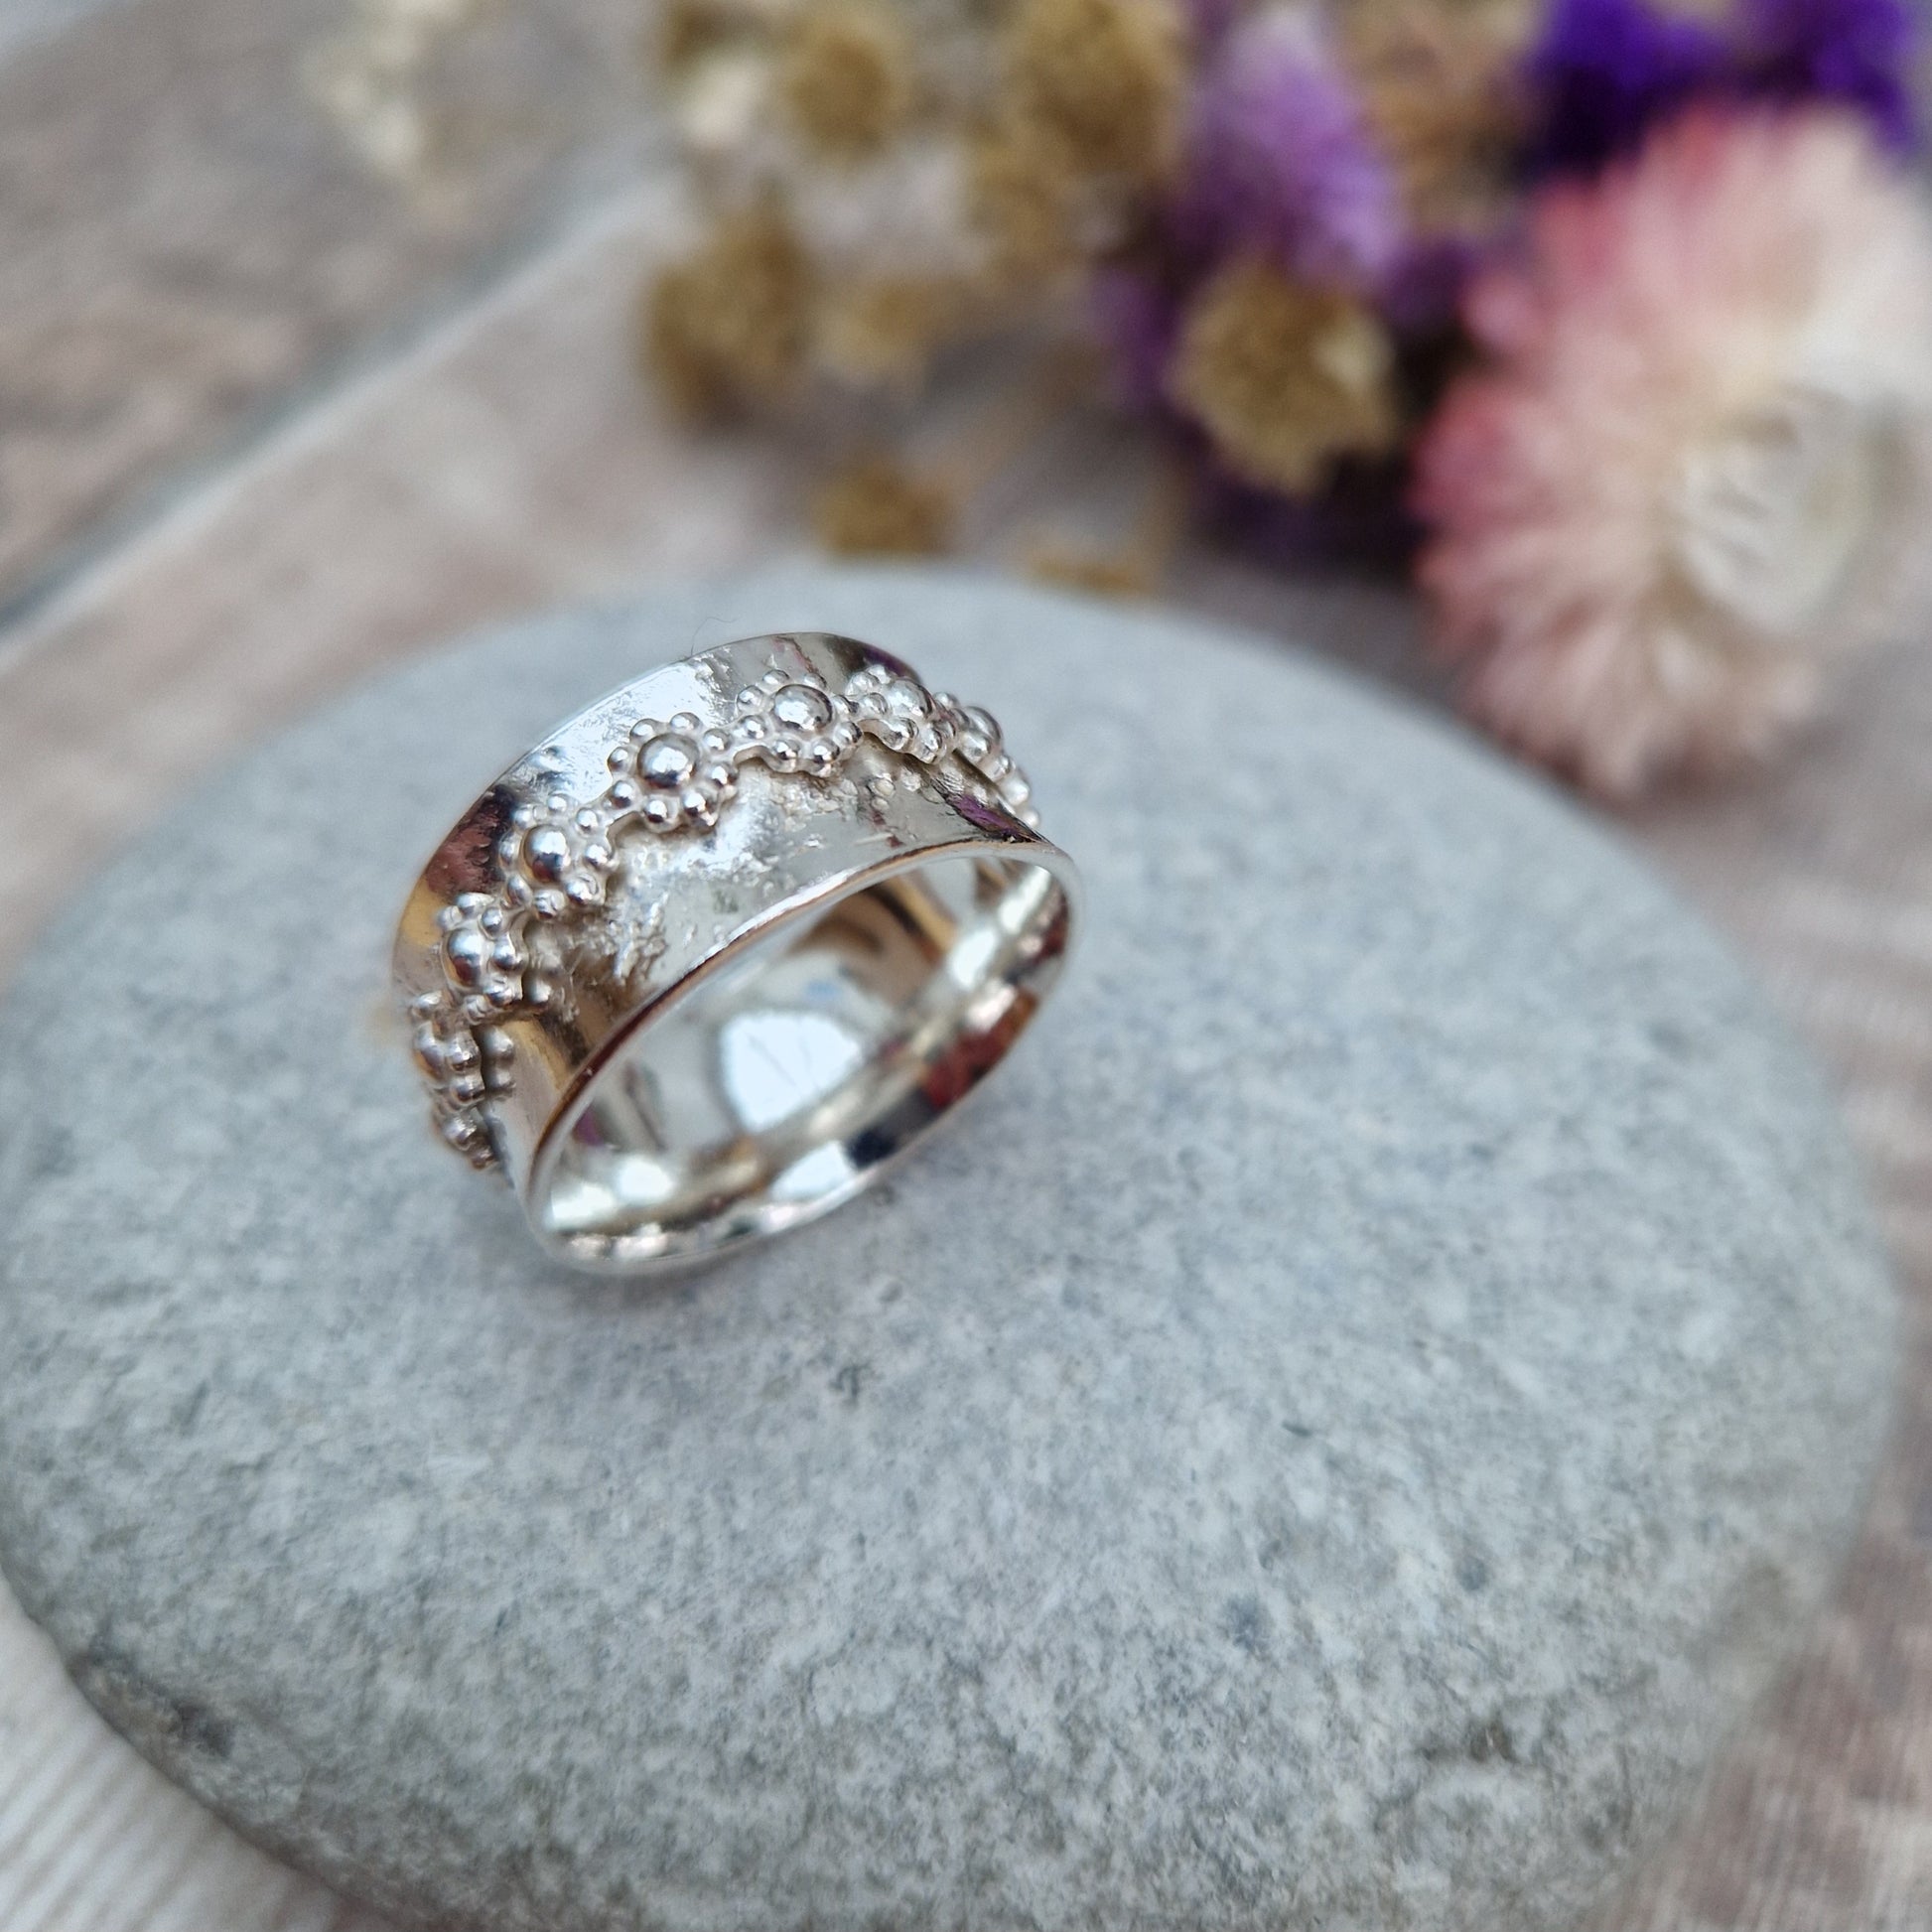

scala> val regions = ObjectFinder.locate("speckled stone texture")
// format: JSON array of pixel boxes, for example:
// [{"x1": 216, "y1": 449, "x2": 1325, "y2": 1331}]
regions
[{"x1": 0, "y1": 569, "x2": 1898, "y2": 1932}]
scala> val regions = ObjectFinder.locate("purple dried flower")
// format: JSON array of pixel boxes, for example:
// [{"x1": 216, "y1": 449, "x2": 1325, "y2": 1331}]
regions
[
  {"x1": 1206, "y1": 461, "x2": 1422, "y2": 573},
  {"x1": 1379, "y1": 233, "x2": 1488, "y2": 337},
  {"x1": 1176, "y1": 0, "x2": 1242, "y2": 57},
  {"x1": 1090, "y1": 267, "x2": 1182, "y2": 411},
  {"x1": 1173, "y1": 7, "x2": 1402, "y2": 287},
  {"x1": 1520, "y1": 0, "x2": 1727, "y2": 178},
  {"x1": 1736, "y1": 0, "x2": 1920, "y2": 153}
]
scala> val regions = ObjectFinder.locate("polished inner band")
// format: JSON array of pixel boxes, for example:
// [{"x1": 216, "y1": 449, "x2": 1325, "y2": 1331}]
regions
[{"x1": 535, "y1": 851, "x2": 1070, "y2": 1268}]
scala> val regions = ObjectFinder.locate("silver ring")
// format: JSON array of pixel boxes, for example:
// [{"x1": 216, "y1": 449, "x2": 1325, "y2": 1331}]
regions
[{"x1": 391, "y1": 631, "x2": 1081, "y2": 1273}]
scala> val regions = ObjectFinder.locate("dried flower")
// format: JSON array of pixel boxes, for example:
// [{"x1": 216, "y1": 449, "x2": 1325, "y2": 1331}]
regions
[
  {"x1": 1174, "y1": 4, "x2": 1403, "y2": 286},
  {"x1": 787, "y1": 137, "x2": 985, "y2": 280},
  {"x1": 779, "y1": 3, "x2": 919, "y2": 162},
  {"x1": 1343, "y1": 2, "x2": 1532, "y2": 228},
  {"x1": 968, "y1": 122, "x2": 1082, "y2": 282},
  {"x1": 813, "y1": 452, "x2": 958, "y2": 551},
  {"x1": 1091, "y1": 265, "x2": 1182, "y2": 409},
  {"x1": 655, "y1": 0, "x2": 776, "y2": 74},
  {"x1": 1179, "y1": 0, "x2": 1242, "y2": 52},
  {"x1": 641, "y1": 204, "x2": 816, "y2": 419},
  {"x1": 671, "y1": 46, "x2": 783, "y2": 189},
  {"x1": 1004, "y1": 0, "x2": 1188, "y2": 185},
  {"x1": 1520, "y1": 0, "x2": 1921, "y2": 178},
  {"x1": 1026, "y1": 543, "x2": 1162, "y2": 595},
  {"x1": 815, "y1": 274, "x2": 972, "y2": 387},
  {"x1": 1736, "y1": 0, "x2": 1919, "y2": 153},
  {"x1": 1414, "y1": 107, "x2": 1932, "y2": 795},
  {"x1": 306, "y1": 0, "x2": 483, "y2": 186},
  {"x1": 1170, "y1": 255, "x2": 1401, "y2": 491},
  {"x1": 644, "y1": 0, "x2": 1198, "y2": 420},
  {"x1": 1519, "y1": 0, "x2": 1728, "y2": 178}
]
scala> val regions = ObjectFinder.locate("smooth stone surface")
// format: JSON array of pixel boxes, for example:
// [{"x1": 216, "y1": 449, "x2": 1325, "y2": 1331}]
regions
[{"x1": 0, "y1": 567, "x2": 1896, "y2": 1932}]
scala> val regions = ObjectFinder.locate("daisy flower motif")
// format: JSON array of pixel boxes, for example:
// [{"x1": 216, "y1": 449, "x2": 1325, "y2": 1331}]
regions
[
  {"x1": 934, "y1": 697, "x2": 1035, "y2": 826},
  {"x1": 1414, "y1": 106, "x2": 1932, "y2": 795},
  {"x1": 844, "y1": 665, "x2": 1039, "y2": 824},
  {"x1": 498, "y1": 794, "x2": 621, "y2": 917},
  {"x1": 407, "y1": 992, "x2": 514, "y2": 1168},
  {"x1": 842, "y1": 661, "x2": 959, "y2": 762},
  {"x1": 732, "y1": 668, "x2": 865, "y2": 775},
  {"x1": 437, "y1": 892, "x2": 530, "y2": 1016},
  {"x1": 606, "y1": 713, "x2": 741, "y2": 832}
]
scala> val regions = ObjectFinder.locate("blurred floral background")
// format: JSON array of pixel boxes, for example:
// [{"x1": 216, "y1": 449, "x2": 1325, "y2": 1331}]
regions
[{"x1": 309, "y1": 0, "x2": 1932, "y2": 796}]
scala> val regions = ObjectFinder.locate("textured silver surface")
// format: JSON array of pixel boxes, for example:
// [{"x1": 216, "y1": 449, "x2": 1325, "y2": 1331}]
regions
[{"x1": 0, "y1": 573, "x2": 1898, "y2": 1932}]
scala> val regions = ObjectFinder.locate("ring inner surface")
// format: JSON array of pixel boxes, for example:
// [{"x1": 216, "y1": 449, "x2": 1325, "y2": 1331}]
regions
[{"x1": 532, "y1": 854, "x2": 1071, "y2": 1266}]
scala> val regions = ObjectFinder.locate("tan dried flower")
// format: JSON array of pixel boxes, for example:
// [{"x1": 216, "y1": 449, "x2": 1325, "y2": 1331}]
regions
[
  {"x1": 641, "y1": 204, "x2": 816, "y2": 420},
  {"x1": 1026, "y1": 542, "x2": 1160, "y2": 596},
  {"x1": 779, "y1": 3, "x2": 918, "y2": 161},
  {"x1": 1004, "y1": 0, "x2": 1187, "y2": 185},
  {"x1": 816, "y1": 274, "x2": 975, "y2": 388},
  {"x1": 655, "y1": 0, "x2": 755, "y2": 74},
  {"x1": 967, "y1": 121, "x2": 1081, "y2": 282},
  {"x1": 1170, "y1": 256, "x2": 1401, "y2": 493},
  {"x1": 813, "y1": 452, "x2": 958, "y2": 553},
  {"x1": 1343, "y1": 1, "x2": 1531, "y2": 227}
]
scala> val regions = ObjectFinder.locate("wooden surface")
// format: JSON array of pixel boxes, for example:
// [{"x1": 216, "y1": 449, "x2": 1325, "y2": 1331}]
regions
[
  {"x1": 3, "y1": 3, "x2": 1932, "y2": 1926},
  {"x1": 0, "y1": 0, "x2": 648, "y2": 620}
]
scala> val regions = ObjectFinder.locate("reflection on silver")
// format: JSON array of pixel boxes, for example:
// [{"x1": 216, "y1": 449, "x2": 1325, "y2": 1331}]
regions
[{"x1": 392, "y1": 632, "x2": 1080, "y2": 1274}]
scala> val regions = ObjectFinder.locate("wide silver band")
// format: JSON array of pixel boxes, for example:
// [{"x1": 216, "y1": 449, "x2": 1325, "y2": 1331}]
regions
[{"x1": 391, "y1": 631, "x2": 1080, "y2": 1273}]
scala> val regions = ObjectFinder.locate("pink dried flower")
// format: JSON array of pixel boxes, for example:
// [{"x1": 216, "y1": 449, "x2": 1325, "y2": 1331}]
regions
[{"x1": 1414, "y1": 106, "x2": 1932, "y2": 795}]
